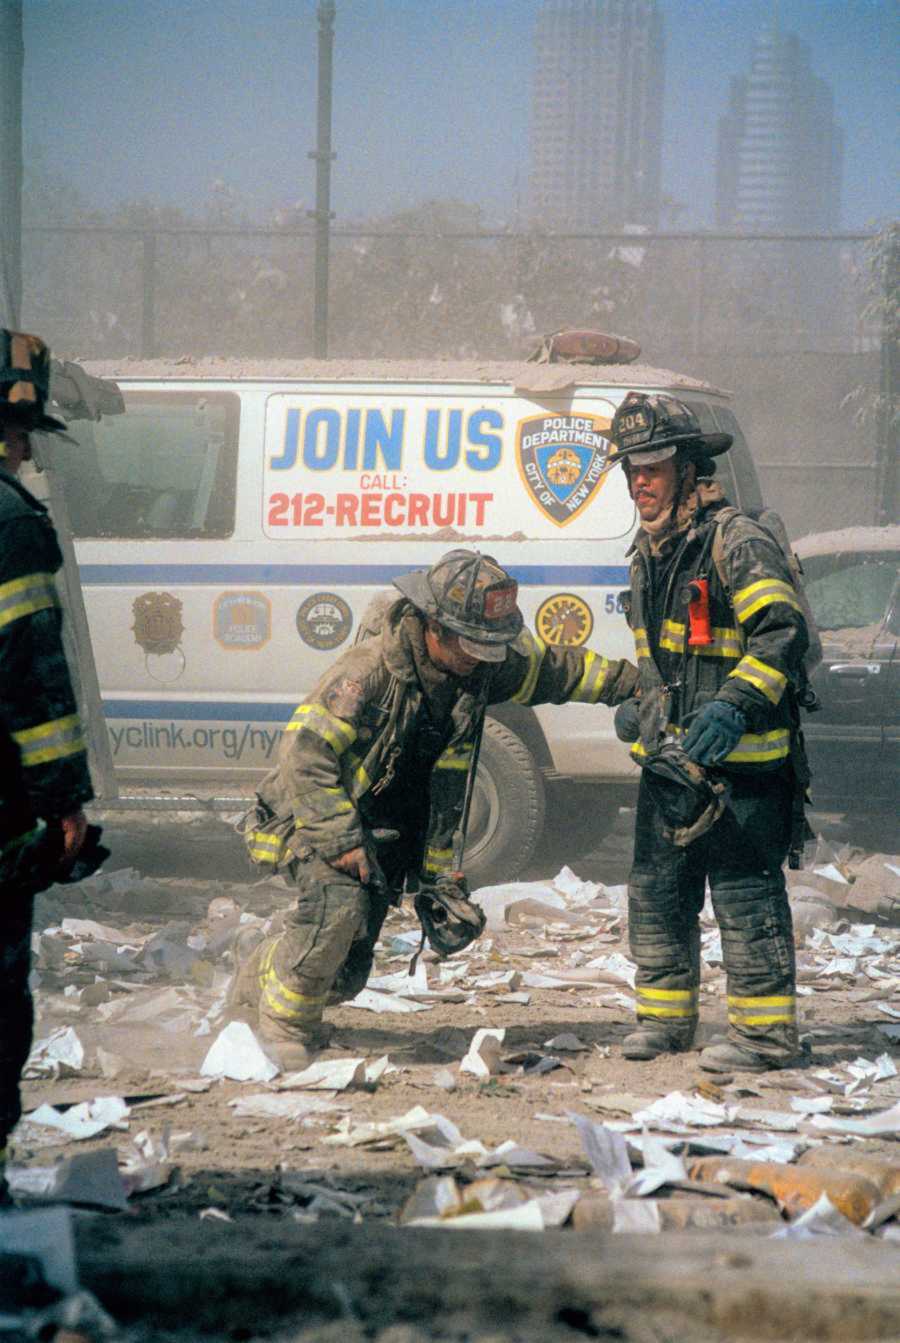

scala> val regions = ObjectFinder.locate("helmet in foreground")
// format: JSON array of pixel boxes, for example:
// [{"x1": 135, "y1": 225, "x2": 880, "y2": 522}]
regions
[
  {"x1": 0, "y1": 329, "x2": 67, "y2": 434},
  {"x1": 393, "y1": 549, "x2": 523, "y2": 662}
]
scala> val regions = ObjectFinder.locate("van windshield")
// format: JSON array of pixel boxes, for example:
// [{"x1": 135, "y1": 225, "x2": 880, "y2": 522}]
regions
[{"x1": 57, "y1": 391, "x2": 239, "y2": 538}]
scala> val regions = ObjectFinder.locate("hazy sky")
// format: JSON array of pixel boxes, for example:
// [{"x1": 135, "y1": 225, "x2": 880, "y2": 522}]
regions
[{"x1": 23, "y1": 0, "x2": 899, "y2": 230}]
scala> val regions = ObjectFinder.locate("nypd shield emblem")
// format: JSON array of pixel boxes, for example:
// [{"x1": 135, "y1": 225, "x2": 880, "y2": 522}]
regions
[{"x1": 515, "y1": 413, "x2": 612, "y2": 526}]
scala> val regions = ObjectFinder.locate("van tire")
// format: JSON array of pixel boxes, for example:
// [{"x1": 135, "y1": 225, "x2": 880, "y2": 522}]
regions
[{"x1": 463, "y1": 718, "x2": 546, "y2": 889}]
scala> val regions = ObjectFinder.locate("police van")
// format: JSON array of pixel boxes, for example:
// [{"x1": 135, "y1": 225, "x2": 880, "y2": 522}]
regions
[{"x1": 52, "y1": 343, "x2": 764, "y2": 883}]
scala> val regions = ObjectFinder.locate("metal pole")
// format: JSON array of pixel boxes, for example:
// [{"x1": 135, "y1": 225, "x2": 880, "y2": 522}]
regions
[
  {"x1": 140, "y1": 232, "x2": 157, "y2": 357},
  {"x1": 875, "y1": 231, "x2": 898, "y2": 524},
  {"x1": 0, "y1": 1, "x2": 23, "y2": 327},
  {"x1": 309, "y1": 0, "x2": 335, "y2": 358}
]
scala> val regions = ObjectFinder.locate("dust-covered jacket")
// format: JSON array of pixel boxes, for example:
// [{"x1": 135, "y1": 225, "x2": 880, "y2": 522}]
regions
[
  {"x1": 626, "y1": 488, "x2": 810, "y2": 770},
  {"x1": 0, "y1": 465, "x2": 94, "y2": 854},
  {"x1": 249, "y1": 596, "x2": 638, "y2": 878}
]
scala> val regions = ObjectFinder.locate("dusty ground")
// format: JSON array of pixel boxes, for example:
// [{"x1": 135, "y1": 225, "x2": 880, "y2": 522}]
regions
[{"x1": 5, "y1": 808, "x2": 900, "y2": 1342}]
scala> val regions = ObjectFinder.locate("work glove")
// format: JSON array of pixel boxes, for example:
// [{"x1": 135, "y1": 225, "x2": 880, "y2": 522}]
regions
[
  {"x1": 681, "y1": 700, "x2": 746, "y2": 765},
  {"x1": 614, "y1": 698, "x2": 641, "y2": 743}
]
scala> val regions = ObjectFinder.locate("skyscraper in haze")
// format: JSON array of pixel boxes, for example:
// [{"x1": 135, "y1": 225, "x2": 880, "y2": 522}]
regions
[
  {"x1": 529, "y1": 0, "x2": 664, "y2": 230},
  {"x1": 716, "y1": 26, "x2": 842, "y2": 231}
]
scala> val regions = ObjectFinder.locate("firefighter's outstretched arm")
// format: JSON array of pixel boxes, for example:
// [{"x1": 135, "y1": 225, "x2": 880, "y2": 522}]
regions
[{"x1": 488, "y1": 629, "x2": 639, "y2": 708}]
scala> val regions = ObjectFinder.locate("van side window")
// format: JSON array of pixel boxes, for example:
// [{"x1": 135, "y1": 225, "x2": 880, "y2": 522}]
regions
[
  {"x1": 59, "y1": 391, "x2": 239, "y2": 539},
  {"x1": 708, "y1": 404, "x2": 764, "y2": 513}
]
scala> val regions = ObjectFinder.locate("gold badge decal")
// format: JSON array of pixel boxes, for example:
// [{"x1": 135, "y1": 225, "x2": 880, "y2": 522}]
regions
[
  {"x1": 132, "y1": 591, "x2": 184, "y2": 656},
  {"x1": 535, "y1": 593, "x2": 593, "y2": 647}
]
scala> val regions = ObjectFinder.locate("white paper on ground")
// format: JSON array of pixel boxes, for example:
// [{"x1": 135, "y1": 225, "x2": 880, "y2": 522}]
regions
[
  {"x1": 809, "y1": 1102, "x2": 900, "y2": 1137},
  {"x1": 408, "y1": 1199, "x2": 547, "y2": 1231},
  {"x1": 60, "y1": 917, "x2": 138, "y2": 944},
  {"x1": 23, "y1": 1026, "x2": 85, "y2": 1079},
  {"x1": 789, "y1": 1095, "x2": 834, "y2": 1115},
  {"x1": 11, "y1": 1147, "x2": 131, "y2": 1209},
  {"x1": 459, "y1": 1027, "x2": 506, "y2": 1078},
  {"x1": 278, "y1": 1058, "x2": 366, "y2": 1091},
  {"x1": 773, "y1": 1192, "x2": 867, "y2": 1239},
  {"x1": 403, "y1": 1130, "x2": 488, "y2": 1169},
  {"x1": 813, "y1": 863, "x2": 849, "y2": 885},
  {"x1": 625, "y1": 1135, "x2": 687, "y2": 1197},
  {"x1": 200, "y1": 1021, "x2": 279, "y2": 1082},
  {"x1": 348, "y1": 988, "x2": 433, "y2": 1013},
  {"x1": 477, "y1": 1140, "x2": 558, "y2": 1169},
  {"x1": 229, "y1": 1093, "x2": 342, "y2": 1120},
  {"x1": 325, "y1": 1105, "x2": 464, "y2": 1149},
  {"x1": 570, "y1": 1114, "x2": 632, "y2": 1196},
  {"x1": 877, "y1": 1003, "x2": 900, "y2": 1020},
  {"x1": 633, "y1": 1092, "x2": 734, "y2": 1129},
  {"x1": 583, "y1": 952, "x2": 637, "y2": 987},
  {"x1": 26, "y1": 1096, "x2": 129, "y2": 1141},
  {"x1": 471, "y1": 880, "x2": 566, "y2": 930}
]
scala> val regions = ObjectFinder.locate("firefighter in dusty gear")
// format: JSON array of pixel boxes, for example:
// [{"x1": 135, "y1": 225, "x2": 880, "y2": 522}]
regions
[
  {"x1": 0, "y1": 331, "x2": 96, "y2": 1205},
  {"x1": 237, "y1": 549, "x2": 638, "y2": 1067},
  {"x1": 609, "y1": 392, "x2": 811, "y2": 1073}
]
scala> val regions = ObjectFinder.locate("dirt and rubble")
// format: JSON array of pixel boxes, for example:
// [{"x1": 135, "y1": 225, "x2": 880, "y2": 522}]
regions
[{"x1": 2, "y1": 816, "x2": 899, "y2": 1342}]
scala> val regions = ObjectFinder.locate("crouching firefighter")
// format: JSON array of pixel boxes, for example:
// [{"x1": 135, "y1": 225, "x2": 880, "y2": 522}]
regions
[
  {"x1": 234, "y1": 548, "x2": 638, "y2": 1067},
  {"x1": 0, "y1": 331, "x2": 106, "y2": 1206},
  {"x1": 608, "y1": 392, "x2": 813, "y2": 1073}
]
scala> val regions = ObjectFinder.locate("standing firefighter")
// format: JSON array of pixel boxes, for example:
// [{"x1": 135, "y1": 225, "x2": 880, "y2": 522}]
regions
[
  {"x1": 609, "y1": 392, "x2": 812, "y2": 1073},
  {"x1": 236, "y1": 549, "x2": 638, "y2": 1066},
  {"x1": 0, "y1": 331, "x2": 98, "y2": 1204}
]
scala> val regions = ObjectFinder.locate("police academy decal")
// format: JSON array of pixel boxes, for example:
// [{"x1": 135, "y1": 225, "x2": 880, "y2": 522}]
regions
[
  {"x1": 213, "y1": 592, "x2": 271, "y2": 650},
  {"x1": 515, "y1": 414, "x2": 612, "y2": 527}
]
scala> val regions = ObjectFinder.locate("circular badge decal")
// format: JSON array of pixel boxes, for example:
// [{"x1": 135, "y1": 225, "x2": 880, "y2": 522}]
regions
[
  {"x1": 535, "y1": 593, "x2": 593, "y2": 647},
  {"x1": 296, "y1": 592, "x2": 353, "y2": 650}
]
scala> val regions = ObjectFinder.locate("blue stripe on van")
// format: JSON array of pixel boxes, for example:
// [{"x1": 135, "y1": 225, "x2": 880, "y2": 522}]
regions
[
  {"x1": 79, "y1": 563, "x2": 631, "y2": 587},
  {"x1": 103, "y1": 700, "x2": 293, "y2": 721}
]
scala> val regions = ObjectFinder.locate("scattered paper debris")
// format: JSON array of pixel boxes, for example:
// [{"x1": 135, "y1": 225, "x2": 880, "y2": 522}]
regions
[
  {"x1": 460, "y1": 1027, "x2": 506, "y2": 1078},
  {"x1": 200, "y1": 1021, "x2": 279, "y2": 1082}
]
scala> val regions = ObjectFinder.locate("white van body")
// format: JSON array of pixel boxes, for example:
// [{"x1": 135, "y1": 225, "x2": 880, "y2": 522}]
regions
[{"x1": 62, "y1": 358, "x2": 763, "y2": 881}]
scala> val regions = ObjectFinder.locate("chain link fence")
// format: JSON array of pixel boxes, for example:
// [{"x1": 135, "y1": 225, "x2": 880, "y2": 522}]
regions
[{"x1": 21, "y1": 226, "x2": 892, "y2": 536}]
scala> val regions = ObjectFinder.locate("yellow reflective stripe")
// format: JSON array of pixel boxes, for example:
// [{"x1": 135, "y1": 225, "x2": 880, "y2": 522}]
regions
[
  {"x1": 345, "y1": 752, "x2": 371, "y2": 799},
  {"x1": 0, "y1": 572, "x2": 58, "y2": 630},
  {"x1": 733, "y1": 578, "x2": 802, "y2": 623},
  {"x1": 570, "y1": 649, "x2": 611, "y2": 703},
  {"x1": 424, "y1": 846, "x2": 454, "y2": 875},
  {"x1": 728, "y1": 994, "x2": 794, "y2": 1008},
  {"x1": 292, "y1": 785, "x2": 354, "y2": 822},
  {"x1": 248, "y1": 830, "x2": 285, "y2": 863},
  {"x1": 722, "y1": 727, "x2": 790, "y2": 763},
  {"x1": 728, "y1": 654, "x2": 787, "y2": 705},
  {"x1": 436, "y1": 744, "x2": 473, "y2": 771},
  {"x1": 637, "y1": 986, "x2": 698, "y2": 1002},
  {"x1": 633, "y1": 723, "x2": 790, "y2": 766},
  {"x1": 13, "y1": 713, "x2": 85, "y2": 767},
  {"x1": 659, "y1": 619, "x2": 685, "y2": 654},
  {"x1": 259, "y1": 942, "x2": 327, "y2": 1021},
  {"x1": 510, "y1": 633, "x2": 547, "y2": 704},
  {"x1": 729, "y1": 1011, "x2": 795, "y2": 1026},
  {"x1": 633, "y1": 627, "x2": 651, "y2": 660},
  {"x1": 637, "y1": 1004, "x2": 699, "y2": 1019},
  {"x1": 285, "y1": 703, "x2": 357, "y2": 754}
]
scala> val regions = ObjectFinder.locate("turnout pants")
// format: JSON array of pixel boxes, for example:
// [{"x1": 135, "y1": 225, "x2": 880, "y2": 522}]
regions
[
  {"x1": 0, "y1": 888, "x2": 35, "y2": 1150},
  {"x1": 258, "y1": 853, "x2": 398, "y2": 1039},
  {"x1": 628, "y1": 769, "x2": 798, "y2": 1057}
]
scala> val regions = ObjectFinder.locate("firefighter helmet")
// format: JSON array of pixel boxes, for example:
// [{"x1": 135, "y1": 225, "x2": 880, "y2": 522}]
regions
[
  {"x1": 393, "y1": 548, "x2": 523, "y2": 659},
  {"x1": 609, "y1": 392, "x2": 732, "y2": 467},
  {"x1": 0, "y1": 329, "x2": 67, "y2": 433}
]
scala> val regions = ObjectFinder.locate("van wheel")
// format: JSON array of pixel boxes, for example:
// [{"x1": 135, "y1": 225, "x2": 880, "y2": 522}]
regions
[{"x1": 463, "y1": 718, "x2": 546, "y2": 889}]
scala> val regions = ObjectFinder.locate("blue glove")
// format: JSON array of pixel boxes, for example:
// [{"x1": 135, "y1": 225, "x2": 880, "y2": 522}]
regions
[
  {"x1": 614, "y1": 698, "x2": 641, "y2": 743},
  {"x1": 681, "y1": 701, "x2": 746, "y2": 765}
]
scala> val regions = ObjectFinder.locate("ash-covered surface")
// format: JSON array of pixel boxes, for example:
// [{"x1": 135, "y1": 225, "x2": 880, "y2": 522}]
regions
[
  {"x1": 4, "y1": 818, "x2": 899, "y2": 1342},
  {"x1": 78, "y1": 355, "x2": 725, "y2": 395}
]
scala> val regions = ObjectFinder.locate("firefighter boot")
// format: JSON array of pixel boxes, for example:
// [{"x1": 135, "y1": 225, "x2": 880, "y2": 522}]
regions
[
  {"x1": 225, "y1": 926, "x2": 268, "y2": 1023},
  {"x1": 699, "y1": 1039, "x2": 809, "y2": 1074},
  {"x1": 622, "y1": 1020, "x2": 697, "y2": 1060}
]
